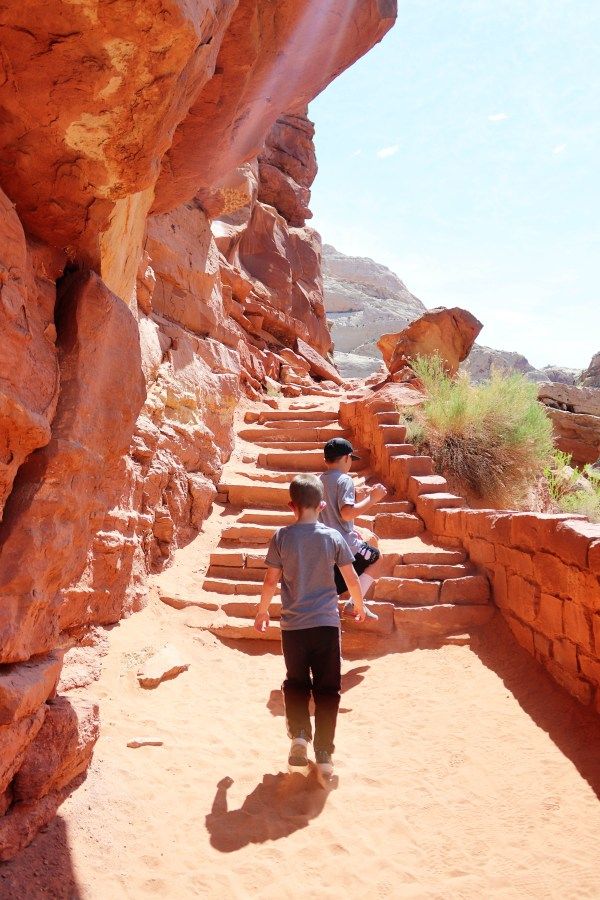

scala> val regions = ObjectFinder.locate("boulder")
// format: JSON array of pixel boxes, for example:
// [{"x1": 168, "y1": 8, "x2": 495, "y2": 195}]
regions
[
  {"x1": 538, "y1": 382, "x2": 600, "y2": 465},
  {"x1": 0, "y1": 653, "x2": 63, "y2": 726},
  {"x1": 378, "y1": 307, "x2": 483, "y2": 378},
  {"x1": 295, "y1": 339, "x2": 343, "y2": 386},
  {"x1": 12, "y1": 696, "x2": 99, "y2": 802},
  {"x1": 137, "y1": 644, "x2": 190, "y2": 689},
  {"x1": 0, "y1": 708, "x2": 46, "y2": 796}
]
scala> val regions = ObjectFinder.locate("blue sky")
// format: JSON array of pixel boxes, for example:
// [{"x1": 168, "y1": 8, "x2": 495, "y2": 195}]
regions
[{"x1": 309, "y1": 0, "x2": 600, "y2": 369}]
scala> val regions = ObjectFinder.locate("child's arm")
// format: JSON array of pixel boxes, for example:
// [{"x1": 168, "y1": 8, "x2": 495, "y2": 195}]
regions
[
  {"x1": 339, "y1": 483, "x2": 387, "y2": 521},
  {"x1": 254, "y1": 566, "x2": 281, "y2": 632},
  {"x1": 338, "y1": 564, "x2": 366, "y2": 622}
]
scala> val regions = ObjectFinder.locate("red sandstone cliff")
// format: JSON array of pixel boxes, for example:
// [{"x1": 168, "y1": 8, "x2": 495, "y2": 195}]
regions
[{"x1": 0, "y1": 1, "x2": 397, "y2": 858}]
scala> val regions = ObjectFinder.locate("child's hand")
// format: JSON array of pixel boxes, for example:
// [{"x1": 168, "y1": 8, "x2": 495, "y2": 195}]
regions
[
  {"x1": 370, "y1": 483, "x2": 387, "y2": 503},
  {"x1": 354, "y1": 603, "x2": 366, "y2": 623},
  {"x1": 254, "y1": 612, "x2": 270, "y2": 633}
]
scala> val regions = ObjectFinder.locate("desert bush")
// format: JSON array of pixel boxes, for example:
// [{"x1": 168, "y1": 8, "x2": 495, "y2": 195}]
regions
[
  {"x1": 544, "y1": 452, "x2": 600, "y2": 523},
  {"x1": 401, "y1": 354, "x2": 554, "y2": 506}
]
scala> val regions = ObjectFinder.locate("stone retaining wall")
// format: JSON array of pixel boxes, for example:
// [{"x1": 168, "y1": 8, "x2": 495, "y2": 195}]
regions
[{"x1": 341, "y1": 384, "x2": 600, "y2": 712}]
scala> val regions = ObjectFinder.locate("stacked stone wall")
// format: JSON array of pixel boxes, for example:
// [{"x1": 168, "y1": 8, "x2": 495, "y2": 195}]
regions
[{"x1": 341, "y1": 384, "x2": 600, "y2": 711}]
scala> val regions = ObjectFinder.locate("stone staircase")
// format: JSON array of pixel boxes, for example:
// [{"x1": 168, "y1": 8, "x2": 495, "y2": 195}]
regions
[{"x1": 187, "y1": 397, "x2": 494, "y2": 653}]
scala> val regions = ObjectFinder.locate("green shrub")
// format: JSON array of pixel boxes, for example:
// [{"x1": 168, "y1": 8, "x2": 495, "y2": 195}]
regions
[
  {"x1": 544, "y1": 452, "x2": 600, "y2": 523},
  {"x1": 401, "y1": 354, "x2": 554, "y2": 506}
]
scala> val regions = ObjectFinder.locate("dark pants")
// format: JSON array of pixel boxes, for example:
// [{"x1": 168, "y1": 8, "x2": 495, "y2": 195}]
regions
[
  {"x1": 281, "y1": 626, "x2": 341, "y2": 754},
  {"x1": 334, "y1": 541, "x2": 381, "y2": 594}
]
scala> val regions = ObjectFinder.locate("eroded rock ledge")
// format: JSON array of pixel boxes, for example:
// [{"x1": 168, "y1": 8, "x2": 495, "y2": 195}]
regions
[{"x1": 0, "y1": 0, "x2": 397, "y2": 858}]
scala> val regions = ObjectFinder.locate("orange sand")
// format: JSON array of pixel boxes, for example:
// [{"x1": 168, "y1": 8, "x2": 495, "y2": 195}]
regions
[{"x1": 3, "y1": 595, "x2": 600, "y2": 898}]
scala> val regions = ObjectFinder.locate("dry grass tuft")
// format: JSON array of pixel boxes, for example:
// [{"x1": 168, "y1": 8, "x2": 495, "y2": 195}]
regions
[{"x1": 401, "y1": 354, "x2": 554, "y2": 507}]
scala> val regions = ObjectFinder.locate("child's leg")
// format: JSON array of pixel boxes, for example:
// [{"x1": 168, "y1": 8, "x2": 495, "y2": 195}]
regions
[
  {"x1": 281, "y1": 630, "x2": 313, "y2": 741},
  {"x1": 309, "y1": 627, "x2": 342, "y2": 754}
]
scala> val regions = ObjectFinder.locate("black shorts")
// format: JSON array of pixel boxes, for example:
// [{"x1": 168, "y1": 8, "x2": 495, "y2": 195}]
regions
[{"x1": 334, "y1": 541, "x2": 381, "y2": 594}]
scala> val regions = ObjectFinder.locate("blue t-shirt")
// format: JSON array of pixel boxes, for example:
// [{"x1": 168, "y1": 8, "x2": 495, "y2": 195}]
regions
[{"x1": 265, "y1": 522, "x2": 354, "y2": 630}]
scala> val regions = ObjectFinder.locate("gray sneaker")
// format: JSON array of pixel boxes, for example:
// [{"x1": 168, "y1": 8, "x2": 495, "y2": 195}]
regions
[{"x1": 288, "y1": 737, "x2": 310, "y2": 776}]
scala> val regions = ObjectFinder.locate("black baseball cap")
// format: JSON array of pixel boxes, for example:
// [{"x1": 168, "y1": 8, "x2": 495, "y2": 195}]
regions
[{"x1": 324, "y1": 437, "x2": 360, "y2": 462}]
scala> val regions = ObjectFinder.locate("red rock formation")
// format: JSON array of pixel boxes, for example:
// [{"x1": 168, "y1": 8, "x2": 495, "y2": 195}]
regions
[
  {"x1": 258, "y1": 111, "x2": 317, "y2": 227},
  {"x1": 378, "y1": 307, "x2": 483, "y2": 380},
  {"x1": 0, "y1": 189, "x2": 61, "y2": 521},
  {"x1": 0, "y1": 1, "x2": 237, "y2": 259},
  {"x1": 0, "y1": 0, "x2": 397, "y2": 859},
  {"x1": 153, "y1": 0, "x2": 397, "y2": 213},
  {"x1": 538, "y1": 383, "x2": 600, "y2": 465}
]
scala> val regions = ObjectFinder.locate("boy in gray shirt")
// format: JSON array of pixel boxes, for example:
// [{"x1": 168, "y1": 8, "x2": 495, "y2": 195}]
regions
[
  {"x1": 320, "y1": 437, "x2": 387, "y2": 611},
  {"x1": 255, "y1": 473, "x2": 365, "y2": 779}
]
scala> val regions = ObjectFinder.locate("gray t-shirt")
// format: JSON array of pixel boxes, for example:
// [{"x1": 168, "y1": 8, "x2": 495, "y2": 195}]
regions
[
  {"x1": 265, "y1": 522, "x2": 354, "y2": 630},
  {"x1": 320, "y1": 470, "x2": 361, "y2": 553}
]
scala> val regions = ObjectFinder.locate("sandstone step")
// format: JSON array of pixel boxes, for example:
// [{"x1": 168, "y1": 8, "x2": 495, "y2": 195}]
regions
[
  {"x1": 407, "y1": 474, "x2": 449, "y2": 502},
  {"x1": 203, "y1": 577, "x2": 277, "y2": 597},
  {"x1": 372, "y1": 500, "x2": 414, "y2": 514},
  {"x1": 340, "y1": 602, "x2": 395, "y2": 635},
  {"x1": 393, "y1": 563, "x2": 471, "y2": 581},
  {"x1": 221, "y1": 599, "x2": 283, "y2": 619},
  {"x1": 393, "y1": 604, "x2": 494, "y2": 638},
  {"x1": 252, "y1": 441, "x2": 329, "y2": 451},
  {"x1": 378, "y1": 424, "x2": 407, "y2": 445},
  {"x1": 234, "y1": 470, "x2": 297, "y2": 484},
  {"x1": 390, "y1": 455, "x2": 435, "y2": 492},
  {"x1": 375, "y1": 411, "x2": 399, "y2": 425},
  {"x1": 208, "y1": 616, "x2": 281, "y2": 642},
  {"x1": 416, "y1": 493, "x2": 465, "y2": 518},
  {"x1": 207, "y1": 565, "x2": 271, "y2": 582},
  {"x1": 257, "y1": 449, "x2": 368, "y2": 472},
  {"x1": 372, "y1": 513, "x2": 424, "y2": 539},
  {"x1": 385, "y1": 443, "x2": 416, "y2": 458},
  {"x1": 374, "y1": 577, "x2": 441, "y2": 606},
  {"x1": 238, "y1": 510, "x2": 294, "y2": 526},
  {"x1": 439, "y1": 575, "x2": 490, "y2": 604},
  {"x1": 219, "y1": 481, "x2": 289, "y2": 507},
  {"x1": 239, "y1": 426, "x2": 347, "y2": 443},
  {"x1": 209, "y1": 550, "x2": 269, "y2": 568},
  {"x1": 208, "y1": 550, "x2": 244, "y2": 568},
  {"x1": 255, "y1": 410, "x2": 338, "y2": 424},
  {"x1": 220, "y1": 523, "x2": 277, "y2": 544},
  {"x1": 402, "y1": 549, "x2": 466, "y2": 565}
]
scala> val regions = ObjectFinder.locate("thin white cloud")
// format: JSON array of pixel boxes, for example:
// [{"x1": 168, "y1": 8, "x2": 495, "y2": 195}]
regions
[
  {"x1": 552, "y1": 143, "x2": 567, "y2": 155},
  {"x1": 376, "y1": 144, "x2": 399, "y2": 159},
  {"x1": 350, "y1": 149, "x2": 363, "y2": 158},
  {"x1": 488, "y1": 112, "x2": 509, "y2": 122}
]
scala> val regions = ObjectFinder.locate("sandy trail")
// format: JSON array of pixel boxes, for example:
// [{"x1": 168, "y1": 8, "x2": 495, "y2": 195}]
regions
[{"x1": 2, "y1": 593, "x2": 600, "y2": 899}]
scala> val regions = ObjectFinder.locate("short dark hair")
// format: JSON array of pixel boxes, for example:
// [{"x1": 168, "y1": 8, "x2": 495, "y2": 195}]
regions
[{"x1": 289, "y1": 474, "x2": 323, "y2": 510}]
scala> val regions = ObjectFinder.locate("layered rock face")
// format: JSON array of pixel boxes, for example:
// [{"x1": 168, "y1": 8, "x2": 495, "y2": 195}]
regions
[
  {"x1": 0, "y1": 0, "x2": 397, "y2": 858},
  {"x1": 464, "y1": 345, "x2": 580, "y2": 385},
  {"x1": 579, "y1": 352, "x2": 600, "y2": 389},
  {"x1": 538, "y1": 383, "x2": 600, "y2": 466},
  {"x1": 323, "y1": 245, "x2": 426, "y2": 377},
  {"x1": 378, "y1": 307, "x2": 483, "y2": 381}
]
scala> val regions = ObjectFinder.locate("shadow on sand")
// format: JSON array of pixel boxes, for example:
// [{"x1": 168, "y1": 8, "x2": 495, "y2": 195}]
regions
[
  {"x1": 206, "y1": 771, "x2": 336, "y2": 853},
  {"x1": 267, "y1": 664, "x2": 370, "y2": 717},
  {"x1": 471, "y1": 617, "x2": 600, "y2": 799},
  {"x1": 0, "y1": 814, "x2": 83, "y2": 899}
]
